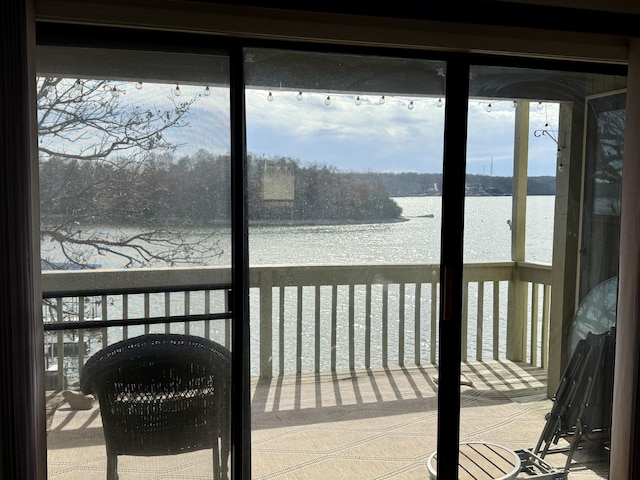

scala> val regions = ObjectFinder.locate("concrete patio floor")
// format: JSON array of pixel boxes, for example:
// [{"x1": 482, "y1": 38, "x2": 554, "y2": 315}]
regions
[{"x1": 46, "y1": 361, "x2": 609, "y2": 479}]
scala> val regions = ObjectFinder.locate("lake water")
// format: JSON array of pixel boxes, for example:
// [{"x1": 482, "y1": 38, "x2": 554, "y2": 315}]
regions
[
  {"x1": 244, "y1": 195, "x2": 554, "y2": 373},
  {"x1": 45, "y1": 195, "x2": 556, "y2": 380},
  {"x1": 43, "y1": 195, "x2": 555, "y2": 268},
  {"x1": 248, "y1": 195, "x2": 554, "y2": 266}
]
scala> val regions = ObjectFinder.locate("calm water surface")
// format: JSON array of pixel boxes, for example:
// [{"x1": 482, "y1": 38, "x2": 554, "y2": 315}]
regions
[
  {"x1": 249, "y1": 195, "x2": 554, "y2": 265},
  {"x1": 45, "y1": 196, "x2": 555, "y2": 380}
]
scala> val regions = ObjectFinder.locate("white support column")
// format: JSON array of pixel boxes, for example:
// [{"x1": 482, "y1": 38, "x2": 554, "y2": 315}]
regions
[
  {"x1": 546, "y1": 101, "x2": 582, "y2": 396},
  {"x1": 507, "y1": 101, "x2": 529, "y2": 361}
]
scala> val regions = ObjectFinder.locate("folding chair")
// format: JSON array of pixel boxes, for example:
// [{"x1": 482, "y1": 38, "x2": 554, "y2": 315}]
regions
[{"x1": 515, "y1": 328, "x2": 615, "y2": 479}]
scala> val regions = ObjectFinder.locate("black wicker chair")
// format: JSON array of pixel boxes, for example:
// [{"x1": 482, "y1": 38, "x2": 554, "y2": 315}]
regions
[{"x1": 80, "y1": 334, "x2": 232, "y2": 480}]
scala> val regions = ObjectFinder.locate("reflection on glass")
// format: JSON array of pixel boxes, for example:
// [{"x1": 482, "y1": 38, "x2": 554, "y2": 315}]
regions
[
  {"x1": 38, "y1": 76, "x2": 231, "y2": 271},
  {"x1": 580, "y1": 93, "x2": 626, "y2": 303},
  {"x1": 246, "y1": 48, "x2": 446, "y2": 477},
  {"x1": 461, "y1": 64, "x2": 625, "y2": 479},
  {"x1": 39, "y1": 46, "x2": 234, "y2": 479}
]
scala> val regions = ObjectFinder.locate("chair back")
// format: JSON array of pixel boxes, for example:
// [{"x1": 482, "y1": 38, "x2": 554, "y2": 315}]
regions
[
  {"x1": 535, "y1": 328, "x2": 615, "y2": 455},
  {"x1": 81, "y1": 334, "x2": 231, "y2": 457}
]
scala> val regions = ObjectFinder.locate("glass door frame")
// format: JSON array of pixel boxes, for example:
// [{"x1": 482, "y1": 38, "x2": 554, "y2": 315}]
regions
[
  {"x1": 35, "y1": 23, "x2": 629, "y2": 479},
  {"x1": 579, "y1": 89, "x2": 626, "y2": 302},
  {"x1": 436, "y1": 58, "x2": 469, "y2": 478}
]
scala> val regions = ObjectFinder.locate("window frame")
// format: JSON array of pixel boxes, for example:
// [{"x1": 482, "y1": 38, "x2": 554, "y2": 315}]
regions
[{"x1": 34, "y1": 22, "x2": 628, "y2": 479}]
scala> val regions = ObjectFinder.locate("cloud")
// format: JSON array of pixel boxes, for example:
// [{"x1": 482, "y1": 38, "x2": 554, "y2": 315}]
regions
[
  {"x1": 118, "y1": 83, "x2": 559, "y2": 177},
  {"x1": 246, "y1": 90, "x2": 446, "y2": 173}
]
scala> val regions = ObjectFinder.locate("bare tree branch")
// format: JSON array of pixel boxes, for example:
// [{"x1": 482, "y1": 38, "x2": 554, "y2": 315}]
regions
[{"x1": 38, "y1": 77, "x2": 225, "y2": 269}]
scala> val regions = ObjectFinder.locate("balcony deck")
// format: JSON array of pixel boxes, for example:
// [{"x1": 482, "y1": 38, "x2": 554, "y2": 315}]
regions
[{"x1": 46, "y1": 361, "x2": 608, "y2": 479}]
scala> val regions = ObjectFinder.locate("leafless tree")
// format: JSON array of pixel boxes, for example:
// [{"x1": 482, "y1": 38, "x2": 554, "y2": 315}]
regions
[{"x1": 37, "y1": 77, "x2": 224, "y2": 269}]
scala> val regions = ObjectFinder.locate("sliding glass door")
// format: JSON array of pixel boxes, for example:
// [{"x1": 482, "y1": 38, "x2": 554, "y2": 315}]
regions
[
  {"x1": 244, "y1": 47, "x2": 448, "y2": 478},
  {"x1": 457, "y1": 63, "x2": 626, "y2": 479},
  {"x1": 38, "y1": 37, "x2": 239, "y2": 479},
  {"x1": 36, "y1": 26, "x2": 627, "y2": 479}
]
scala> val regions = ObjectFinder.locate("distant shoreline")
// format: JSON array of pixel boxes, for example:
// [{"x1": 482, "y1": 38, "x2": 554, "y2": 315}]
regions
[{"x1": 249, "y1": 217, "x2": 410, "y2": 227}]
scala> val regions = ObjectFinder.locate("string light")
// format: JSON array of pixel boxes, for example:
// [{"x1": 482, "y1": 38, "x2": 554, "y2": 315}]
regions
[
  {"x1": 73, "y1": 79, "x2": 82, "y2": 90},
  {"x1": 110, "y1": 86, "x2": 120, "y2": 97},
  {"x1": 135, "y1": 82, "x2": 143, "y2": 90},
  {"x1": 258, "y1": 91, "x2": 450, "y2": 111},
  {"x1": 204, "y1": 86, "x2": 211, "y2": 96},
  {"x1": 486, "y1": 103, "x2": 492, "y2": 112},
  {"x1": 174, "y1": 84, "x2": 181, "y2": 96},
  {"x1": 537, "y1": 101, "x2": 544, "y2": 109},
  {"x1": 512, "y1": 100, "x2": 517, "y2": 108}
]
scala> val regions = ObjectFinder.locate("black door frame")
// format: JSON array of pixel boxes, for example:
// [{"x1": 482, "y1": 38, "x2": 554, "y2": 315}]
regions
[{"x1": 34, "y1": 23, "x2": 628, "y2": 479}]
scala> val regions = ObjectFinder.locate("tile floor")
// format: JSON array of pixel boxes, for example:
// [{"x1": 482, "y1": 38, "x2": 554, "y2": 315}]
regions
[{"x1": 46, "y1": 361, "x2": 608, "y2": 479}]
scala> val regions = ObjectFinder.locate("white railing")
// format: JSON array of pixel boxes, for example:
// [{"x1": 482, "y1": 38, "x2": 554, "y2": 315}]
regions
[{"x1": 41, "y1": 261, "x2": 551, "y2": 388}]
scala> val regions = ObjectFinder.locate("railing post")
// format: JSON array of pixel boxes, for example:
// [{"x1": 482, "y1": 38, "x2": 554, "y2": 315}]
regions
[
  {"x1": 530, "y1": 283, "x2": 539, "y2": 366},
  {"x1": 56, "y1": 300, "x2": 64, "y2": 391},
  {"x1": 476, "y1": 281, "x2": 484, "y2": 362},
  {"x1": 461, "y1": 281, "x2": 469, "y2": 362},
  {"x1": 507, "y1": 271, "x2": 528, "y2": 362},
  {"x1": 258, "y1": 269, "x2": 273, "y2": 380},
  {"x1": 548, "y1": 102, "x2": 581, "y2": 396}
]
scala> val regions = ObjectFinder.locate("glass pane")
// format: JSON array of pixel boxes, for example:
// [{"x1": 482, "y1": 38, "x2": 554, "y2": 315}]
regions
[
  {"x1": 245, "y1": 48, "x2": 445, "y2": 477},
  {"x1": 38, "y1": 46, "x2": 233, "y2": 478},
  {"x1": 460, "y1": 64, "x2": 625, "y2": 479},
  {"x1": 579, "y1": 92, "x2": 625, "y2": 301}
]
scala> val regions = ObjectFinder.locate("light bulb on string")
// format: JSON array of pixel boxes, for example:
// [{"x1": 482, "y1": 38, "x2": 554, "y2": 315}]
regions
[
  {"x1": 297, "y1": 91, "x2": 303, "y2": 101},
  {"x1": 174, "y1": 84, "x2": 181, "y2": 96},
  {"x1": 267, "y1": 91, "x2": 274, "y2": 102},
  {"x1": 204, "y1": 86, "x2": 211, "y2": 96},
  {"x1": 110, "y1": 86, "x2": 120, "y2": 97},
  {"x1": 135, "y1": 82, "x2": 143, "y2": 90},
  {"x1": 512, "y1": 100, "x2": 517, "y2": 108},
  {"x1": 355, "y1": 96, "x2": 361, "y2": 106},
  {"x1": 378, "y1": 95, "x2": 385, "y2": 105},
  {"x1": 407, "y1": 101, "x2": 415, "y2": 110},
  {"x1": 537, "y1": 101, "x2": 544, "y2": 109},
  {"x1": 324, "y1": 96, "x2": 331, "y2": 106},
  {"x1": 486, "y1": 103, "x2": 492, "y2": 112},
  {"x1": 73, "y1": 79, "x2": 82, "y2": 90},
  {"x1": 436, "y1": 98, "x2": 443, "y2": 108}
]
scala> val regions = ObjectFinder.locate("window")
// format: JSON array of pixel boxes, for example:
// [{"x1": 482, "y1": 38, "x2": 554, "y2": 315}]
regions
[{"x1": 35, "y1": 27, "x2": 626, "y2": 479}]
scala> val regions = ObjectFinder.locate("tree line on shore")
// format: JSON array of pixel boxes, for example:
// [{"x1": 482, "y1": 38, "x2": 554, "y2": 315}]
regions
[
  {"x1": 40, "y1": 150, "x2": 555, "y2": 225},
  {"x1": 41, "y1": 150, "x2": 556, "y2": 229},
  {"x1": 40, "y1": 150, "x2": 558, "y2": 267},
  {"x1": 357, "y1": 172, "x2": 556, "y2": 197},
  {"x1": 40, "y1": 151, "x2": 403, "y2": 226}
]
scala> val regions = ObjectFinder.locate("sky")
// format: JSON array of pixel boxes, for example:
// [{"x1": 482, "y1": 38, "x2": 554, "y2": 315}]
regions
[
  {"x1": 244, "y1": 89, "x2": 560, "y2": 177},
  {"x1": 43, "y1": 80, "x2": 560, "y2": 177}
]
